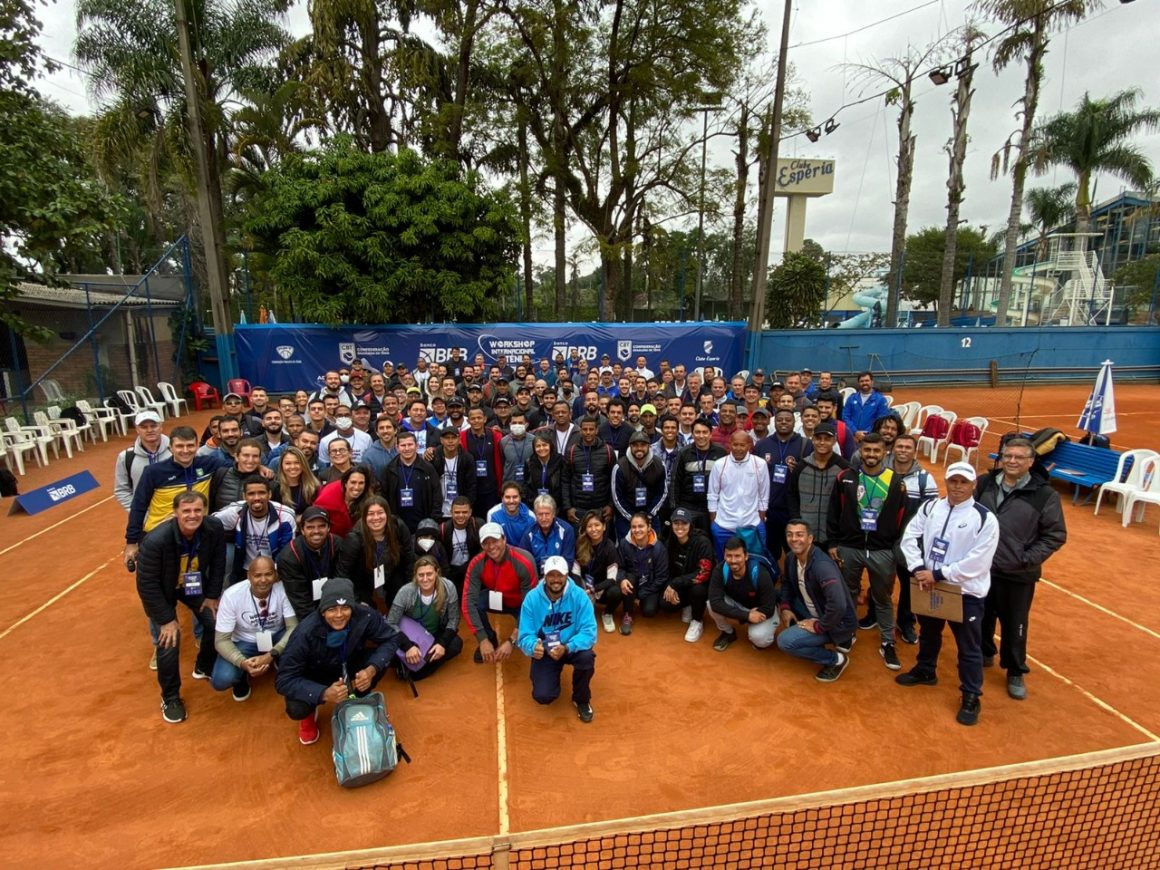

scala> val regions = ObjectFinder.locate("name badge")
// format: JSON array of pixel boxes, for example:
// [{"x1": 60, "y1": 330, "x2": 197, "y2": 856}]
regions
[
  {"x1": 544, "y1": 631, "x2": 561, "y2": 651},
  {"x1": 859, "y1": 507, "x2": 878, "y2": 531},
  {"x1": 692, "y1": 473, "x2": 707, "y2": 494},
  {"x1": 446, "y1": 477, "x2": 458, "y2": 497},
  {"x1": 399, "y1": 487, "x2": 414, "y2": 507},
  {"x1": 182, "y1": 571, "x2": 203, "y2": 596},
  {"x1": 930, "y1": 535, "x2": 951, "y2": 567},
  {"x1": 312, "y1": 576, "x2": 328, "y2": 601},
  {"x1": 773, "y1": 463, "x2": 788, "y2": 484},
  {"x1": 635, "y1": 486, "x2": 648, "y2": 507},
  {"x1": 255, "y1": 630, "x2": 274, "y2": 652},
  {"x1": 514, "y1": 463, "x2": 525, "y2": 482},
  {"x1": 475, "y1": 460, "x2": 489, "y2": 478},
  {"x1": 581, "y1": 472, "x2": 595, "y2": 493},
  {"x1": 374, "y1": 564, "x2": 386, "y2": 589},
  {"x1": 488, "y1": 589, "x2": 504, "y2": 612}
]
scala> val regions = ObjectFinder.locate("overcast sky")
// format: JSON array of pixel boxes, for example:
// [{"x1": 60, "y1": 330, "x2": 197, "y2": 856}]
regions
[{"x1": 33, "y1": 0, "x2": 1160, "y2": 263}]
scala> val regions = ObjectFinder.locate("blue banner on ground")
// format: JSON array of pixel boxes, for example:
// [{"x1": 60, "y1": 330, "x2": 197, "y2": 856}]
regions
[
  {"x1": 235, "y1": 322, "x2": 747, "y2": 393},
  {"x1": 8, "y1": 470, "x2": 100, "y2": 516}
]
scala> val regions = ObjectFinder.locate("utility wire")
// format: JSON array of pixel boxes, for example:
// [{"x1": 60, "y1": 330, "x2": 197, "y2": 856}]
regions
[{"x1": 789, "y1": 0, "x2": 942, "y2": 49}]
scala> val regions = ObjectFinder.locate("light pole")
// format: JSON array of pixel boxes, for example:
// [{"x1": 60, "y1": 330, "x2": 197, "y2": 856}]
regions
[{"x1": 693, "y1": 104, "x2": 720, "y2": 321}]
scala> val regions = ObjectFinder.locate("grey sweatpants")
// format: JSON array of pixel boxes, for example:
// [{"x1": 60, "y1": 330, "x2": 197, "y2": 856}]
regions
[{"x1": 836, "y1": 545, "x2": 897, "y2": 645}]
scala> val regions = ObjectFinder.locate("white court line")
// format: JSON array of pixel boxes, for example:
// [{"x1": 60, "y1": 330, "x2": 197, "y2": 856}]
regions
[
  {"x1": 0, "y1": 556, "x2": 116, "y2": 641},
  {"x1": 1027, "y1": 653, "x2": 1160, "y2": 742},
  {"x1": 496, "y1": 662, "x2": 510, "y2": 837},
  {"x1": 0, "y1": 495, "x2": 115, "y2": 557},
  {"x1": 1041, "y1": 578, "x2": 1160, "y2": 642}
]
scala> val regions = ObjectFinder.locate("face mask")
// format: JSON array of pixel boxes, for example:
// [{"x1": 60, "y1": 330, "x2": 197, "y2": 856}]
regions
[
  {"x1": 418, "y1": 538, "x2": 434, "y2": 552},
  {"x1": 335, "y1": 416, "x2": 353, "y2": 430},
  {"x1": 510, "y1": 424, "x2": 526, "y2": 437},
  {"x1": 340, "y1": 375, "x2": 350, "y2": 384}
]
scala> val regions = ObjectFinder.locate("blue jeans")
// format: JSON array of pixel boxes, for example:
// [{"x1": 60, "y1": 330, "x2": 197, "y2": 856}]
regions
[
  {"x1": 211, "y1": 632, "x2": 285, "y2": 691},
  {"x1": 777, "y1": 623, "x2": 839, "y2": 666},
  {"x1": 710, "y1": 520, "x2": 766, "y2": 561}
]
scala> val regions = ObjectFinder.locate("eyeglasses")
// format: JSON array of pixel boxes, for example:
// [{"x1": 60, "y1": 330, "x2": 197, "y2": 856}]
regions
[
  {"x1": 330, "y1": 447, "x2": 350, "y2": 455},
  {"x1": 1001, "y1": 453, "x2": 1033, "y2": 462}
]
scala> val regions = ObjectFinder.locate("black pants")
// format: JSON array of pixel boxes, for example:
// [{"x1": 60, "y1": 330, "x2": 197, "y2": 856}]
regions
[
  {"x1": 662, "y1": 582, "x2": 709, "y2": 621},
  {"x1": 600, "y1": 585, "x2": 660, "y2": 618},
  {"x1": 408, "y1": 634, "x2": 464, "y2": 681},
  {"x1": 284, "y1": 657, "x2": 389, "y2": 720},
  {"x1": 530, "y1": 648, "x2": 595, "y2": 705},
  {"x1": 473, "y1": 602, "x2": 523, "y2": 647},
  {"x1": 155, "y1": 593, "x2": 218, "y2": 702},
  {"x1": 916, "y1": 594, "x2": 985, "y2": 696},
  {"x1": 982, "y1": 572, "x2": 1037, "y2": 676},
  {"x1": 765, "y1": 512, "x2": 790, "y2": 563},
  {"x1": 447, "y1": 562, "x2": 469, "y2": 595},
  {"x1": 895, "y1": 559, "x2": 915, "y2": 630}
]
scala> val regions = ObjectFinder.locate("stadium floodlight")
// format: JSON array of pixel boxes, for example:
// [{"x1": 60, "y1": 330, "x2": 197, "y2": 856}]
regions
[
  {"x1": 805, "y1": 127, "x2": 822, "y2": 142},
  {"x1": 824, "y1": 118, "x2": 840, "y2": 135},
  {"x1": 929, "y1": 66, "x2": 951, "y2": 86}
]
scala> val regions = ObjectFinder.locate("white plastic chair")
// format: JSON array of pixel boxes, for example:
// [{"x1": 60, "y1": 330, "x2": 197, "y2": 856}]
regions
[
  {"x1": 908, "y1": 404, "x2": 943, "y2": 438},
  {"x1": 76, "y1": 400, "x2": 117, "y2": 442},
  {"x1": 840, "y1": 386, "x2": 855, "y2": 402},
  {"x1": 0, "y1": 433, "x2": 33, "y2": 475},
  {"x1": 106, "y1": 398, "x2": 136, "y2": 436},
  {"x1": 40, "y1": 379, "x2": 67, "y2": 404},
  {"x1": 4, "y1": 416, "x2": 52, "y2": 466},
  {"x1": 894, "y1": 401, "x2": 921, "y2": 432},
  {"x1": 1096, "y1": 449, "x2": 1160, "y2": 516},
  {"x1": 943, "y1": 416, "x2": 989, "y2": 466},
  {"x1": 135, "y1": 386, "x2": 168, "y2": 420},
  {"x1": 1122, "y1": 459, "x2": 1160, "y2": 530},
  {"x1": 157, "y1": 382, "x2": 189, "y2": 418},
  {"x1": 48, "y1": 405, "x2": 92, "y2": 444},
  {"x1": 917, "y1": 411, "x2": 958, "y2": 460},
  {"x1": 882, "y1": 394, "x2": 894, "y2": 409},
  {"x1": 34, "y1": 410, "x2": 79, "y2": 458}
]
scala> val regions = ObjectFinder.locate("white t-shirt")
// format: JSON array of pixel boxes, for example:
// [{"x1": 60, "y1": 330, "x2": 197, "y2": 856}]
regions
[
  {"x1": 320, "y1": 428, "x2": 373, "y2": 465},
  {"x1": 215, "y1": 580, "x2": 295, "y2": 644}
]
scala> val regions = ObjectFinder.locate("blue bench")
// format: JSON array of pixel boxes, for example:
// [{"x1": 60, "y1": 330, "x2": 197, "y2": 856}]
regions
[{"x1": 991, "y1": 440, "x2": 1126, "y2": 505}]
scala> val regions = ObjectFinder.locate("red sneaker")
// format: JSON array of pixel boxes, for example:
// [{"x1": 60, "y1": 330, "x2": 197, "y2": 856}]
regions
[{"x1": 298, "y1": 710, "x2": 320, "y2": 745}]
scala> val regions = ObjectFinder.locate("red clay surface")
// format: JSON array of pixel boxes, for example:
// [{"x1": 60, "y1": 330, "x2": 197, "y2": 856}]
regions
[{"x1": 1, "y1": 383, "x2": 1157, "y2": 868}]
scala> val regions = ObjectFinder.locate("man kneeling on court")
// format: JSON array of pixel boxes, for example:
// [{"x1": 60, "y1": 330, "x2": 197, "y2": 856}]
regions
[
  {"x1": 776, "y1": 520, "x2": 857, "y2": 682},
  {"x1": 212, "y1": 556, "x2": 298, "y2": 701},
  {"x1": 706, "y1": 537, "x2": 779, "y2": 652},
  {"x1": 462, "y1": 522, "x2": 539, "y2": 665},
  {"x1": 517, "y1": 556, "x2": 597, "y2": 722},
  {"x1": 896, "y1": 462, "x2": 1000, "y2": 726},
  {"x1": 274, "y1": 577, "x2": 402, "y2": 745}
]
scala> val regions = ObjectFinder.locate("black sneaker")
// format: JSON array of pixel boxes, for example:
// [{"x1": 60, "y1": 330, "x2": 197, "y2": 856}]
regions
[
  {"x1": 983, "y1": 655, "x2": 995, "y2": 668},
  {"x1": 880, "y1": 642, "x2": 901, "y2": 670},
  {"x1": 895, "y1": 667, "x2": 938, "y2": 687},
  {"x1": 713, "y1": 630, "x2": 737, "y2": 652},
  {"x1": 858, "y1": 614, "x2": 878, "y2": 631},
  {"x1": 191, "y1": 667, "x2": 209, "y2": 680},
  {"x1": 232, "y1": 682, "x2": 251, "y2": 703},
  {"x1": 897, "y1": 623, "x2": 918, "y2": 645},
  {"x1": 816, "y1": 653, "x2": 849, "y2": 683},
  {"x1": 836, "y1": 635, "x2": 857, "y2": 654},
  {"x1": 575, "y1": 701, "x2": 594, "y2": 723},
  {"x1": 161, "y1": 697, "x2": 187, "y2": 723},
  {"x1": 957, "y1": 692, "x2": 981, "y2": 726},
  {"x1": 1007, "y1": 674, "x2": 1027, "y2": 700},
  {"x1": 473, "y1": 647, "x2": 484, "y2": 664}
]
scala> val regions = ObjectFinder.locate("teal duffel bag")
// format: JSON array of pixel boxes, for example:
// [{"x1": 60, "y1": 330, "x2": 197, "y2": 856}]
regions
[{"x1": 331, "y1": 691, "x2": 410, "y2": 788}]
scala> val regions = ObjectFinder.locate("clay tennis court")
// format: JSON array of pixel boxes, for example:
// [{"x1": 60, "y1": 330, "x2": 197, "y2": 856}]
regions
[{"x1": 2, "y1": 383, "x2": 1159, "y2": 869}]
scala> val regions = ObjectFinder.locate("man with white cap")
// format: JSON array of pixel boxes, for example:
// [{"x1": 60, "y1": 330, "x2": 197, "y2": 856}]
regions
[
  {"x1": 896, "y1": 461, "x2": 1000, "y2": 726},
  {"x1": 461, "y1": 522, "x2": 539, "y2": 664},
  {"x1": 517, "y1": 555, "x2": 597, "y2": 722}
]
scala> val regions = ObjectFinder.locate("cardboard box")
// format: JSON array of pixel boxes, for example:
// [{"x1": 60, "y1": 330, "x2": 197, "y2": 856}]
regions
[{"x1": 909, "y1": 579, "x2": 964, "y2": 622}]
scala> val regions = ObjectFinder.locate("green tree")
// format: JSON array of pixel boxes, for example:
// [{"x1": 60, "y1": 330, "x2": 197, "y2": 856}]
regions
[
  {"x1": 1023, "y1": 182, "x2": 1076, "y2": 258},
  {"x1": 243, "y1": 140, "x2": 520, "y2": 324},
  {"x1": 1031, "y1": 89, "x2": 1160, "y2": 238},
  {"x1": 0, "y1": 1, "x2": 121, "y2": 337},
  {"x1": 765, "y1": 251, "x2": 827, "y2": 328},
  {"x1": 902, "y1": 226, "x2": 995, "y2": 311},
  {"x1": 973, "y1": 0, "x2": 1095, "y2": 325},
  {"x1": 1113, "y1": 254, "x2": 1160, "y2": 319}
]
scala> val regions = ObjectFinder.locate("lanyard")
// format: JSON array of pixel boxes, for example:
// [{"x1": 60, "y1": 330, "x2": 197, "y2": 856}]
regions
[
  {"x1": 401, "y1": 463, "x2": 414, "y2": 490},
  {"x1": 511, "y1": 438, "x2": 531, "y2": 463},
  {"x1": 541, "y1": 462, "x2": 549, "y2": 488},
  {"x1": 473, "y1": 433, "x2": 488, "y2": 461},
  {"x1": 180, "y1": 530, "x2": 200, "y2": 574},
  {"x1": 773, "y1": 438, "x2": 791, "y2": 464},
  {"x1": 582, "y1": 445, "x2": 594, "y2": 473},
  {"x1": 304, "y1": 541, "x2": 331, "y2": 579},
  {"x1": 250, "y1": 592, "x2": 270, "y2": 630},
  {"x1": 695, "y1": 448, "x2": 708, "y2": 474},
  {"x1": 241, "y1": 510, "x2": 274, "y2": 553}
]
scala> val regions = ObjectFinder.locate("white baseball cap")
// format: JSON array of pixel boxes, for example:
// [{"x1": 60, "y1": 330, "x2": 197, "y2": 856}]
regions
[
  {"x1": 134, "y1": 410, "x2": 162, "y2": 426},
  {"x1": 479, "y1": 522, "x2": 505, "y2": 542},
  {"x1": 945, "y1": 461, "x2": 977, "y2": 482},
  {"x1": 542, "y1": 556, "x2": 569, "y2": 577}
]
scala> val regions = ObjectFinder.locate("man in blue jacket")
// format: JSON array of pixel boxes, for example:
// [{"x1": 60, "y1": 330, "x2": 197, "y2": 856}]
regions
[
  {"x1": 841, "y1": 371, "x2": 890, "y2": 442},
  {"x1": 517, "y1": 556, "x2": 597, "y2": 723}
]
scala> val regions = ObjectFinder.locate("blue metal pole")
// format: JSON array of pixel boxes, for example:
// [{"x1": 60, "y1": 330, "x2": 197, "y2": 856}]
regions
[
  {"x1": 9, "y1": 325, "x2": 30, "y2": 423},
  {"x1": 145, "y1": 276, "x2": 162, "y2": 383},
  {"x1": 83, "y1": 283, "x2": 106, "y2": 402}
]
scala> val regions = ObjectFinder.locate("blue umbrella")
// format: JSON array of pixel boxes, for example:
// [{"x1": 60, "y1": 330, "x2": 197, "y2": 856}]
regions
[{"x1": 1077, "y1": 359, "x2": 1117, "y2": 435}]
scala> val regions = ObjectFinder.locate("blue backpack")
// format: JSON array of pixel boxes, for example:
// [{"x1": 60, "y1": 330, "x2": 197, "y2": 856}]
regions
[{"x1": 331, "y1": 691, "x2": 409, "y2": 788}]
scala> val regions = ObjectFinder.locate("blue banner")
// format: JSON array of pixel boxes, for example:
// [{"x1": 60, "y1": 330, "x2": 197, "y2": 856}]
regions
[
  {"x1": 235, "y1": 322, "x2": 747, "y2": 393},
  {"x1": 9, "y1": 470, "x2": 100, "y2": 516}
]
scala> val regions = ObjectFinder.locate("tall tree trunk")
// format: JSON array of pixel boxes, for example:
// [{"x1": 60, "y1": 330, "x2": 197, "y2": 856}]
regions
[
  {"x1": 886, "y1": 80, "x2": 916, "y2": 328},
  {"x1": 995, "y1": 18, "x2": 1046, "y2": 326},
  {"x1": 729, "y1": 104, "x2": 750, "y2": 321},
  {"x1": 517, "y1": 114, "x2": 535, "y2": 320},
  {"x1": 938, "y1": 48, "x2": 976, "y2": 327},
  {"x1": 553, "y1": 170, "x2": 566, "y2": 320}
]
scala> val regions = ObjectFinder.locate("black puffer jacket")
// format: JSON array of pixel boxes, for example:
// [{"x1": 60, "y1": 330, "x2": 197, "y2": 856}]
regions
[{"x1": 974, "y1": 468, "x2": 1066, "y2": 581}]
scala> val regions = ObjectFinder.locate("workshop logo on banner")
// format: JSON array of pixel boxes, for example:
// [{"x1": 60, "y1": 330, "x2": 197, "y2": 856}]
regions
[{"x1": 235, "y1": 322, "x2": 747, "y2": 392}]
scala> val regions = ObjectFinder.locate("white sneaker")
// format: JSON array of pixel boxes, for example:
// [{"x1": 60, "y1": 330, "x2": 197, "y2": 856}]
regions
[
  {"x1": 149, "y1": 650, "x2": 158, "y2": 671},
  {"x1": 601, "y1": 613, "x2": 615, "y2": 633},
  {"x1": 681, "y1": 605, "x2": 693, "y2": 624},
  {"x1": 684, "y1": 620, "x2": 704, "y2": 643}
]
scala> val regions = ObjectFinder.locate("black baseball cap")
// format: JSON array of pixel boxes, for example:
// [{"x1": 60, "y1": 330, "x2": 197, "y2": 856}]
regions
[
  {"x1": 813, "y1": 420, "x2": 837, "y2": 436},
  {"x1": 671, "y1": 508, "x2": 694, "y2": 524}
]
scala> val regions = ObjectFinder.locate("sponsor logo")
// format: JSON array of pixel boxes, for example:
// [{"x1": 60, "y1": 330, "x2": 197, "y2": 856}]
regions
[
  {"x1": 703, "y1": 340, "x2": 714, "y2": 354},
  {"x1": 477, "y1": 333, "x2": 536, "y2": 362},
  {"x1": 48, "y1": 484, "x2": 77, "y2": 502},
  {"x1": 617, "y1": 340, "x2": 633, "y2": 361},
  {"x1": 552, "y1": 344, "x2": 597, "y2": 360},
  {"x1": 338, "y1": 342, "x2": 357, "y2": 365},
  {"x1": 419, "y1": 346, "x2": 469, "y2": 363},
  {"x1": 276, "y1": 345, "x2": 295, "y2": 360},
  {"x1": 335, "y1": 597, "x2": 348, "y2": 606},
  {"x1": 351, "y1": 710, "x2": 370, "y2": 722}
]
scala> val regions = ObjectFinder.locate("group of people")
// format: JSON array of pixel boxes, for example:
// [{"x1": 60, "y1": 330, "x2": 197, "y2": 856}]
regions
[{"x1": 120, "y1": 349, "x2": 1066, "y2": 738}]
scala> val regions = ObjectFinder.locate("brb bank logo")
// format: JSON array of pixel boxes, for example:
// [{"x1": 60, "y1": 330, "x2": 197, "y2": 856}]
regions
[{"x1": 48, "y1": 484, "x2": 77, "y2": 502}]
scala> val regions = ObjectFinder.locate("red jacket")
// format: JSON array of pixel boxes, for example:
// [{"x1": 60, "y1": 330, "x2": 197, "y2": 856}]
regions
[
  {"x1": 312, "y1": 480, "x2": 357, "y2": 539},
  {"x1": 461, "y1": 544, "x2": 539, "y2": 639}
]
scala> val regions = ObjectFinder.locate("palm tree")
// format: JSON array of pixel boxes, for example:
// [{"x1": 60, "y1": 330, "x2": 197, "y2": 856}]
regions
[
  {"x1": 1031, "y1": 89, "x2": 1160, "y2": 241},
  {"x1": 972, "y1": 0, "x2": 1094, "y2": 325},
  {"x1": 1024, "y1": 182, "x2": 1076, "y2": 258}
]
